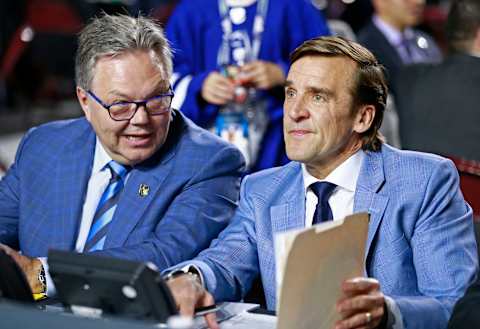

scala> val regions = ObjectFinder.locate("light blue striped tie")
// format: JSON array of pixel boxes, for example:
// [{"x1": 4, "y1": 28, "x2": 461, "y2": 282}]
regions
[{"x1": 84, "y1": 161, "x2": 130, "y2": 252}]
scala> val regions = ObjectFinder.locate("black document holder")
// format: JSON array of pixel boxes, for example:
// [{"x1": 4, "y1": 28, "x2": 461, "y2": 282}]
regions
[{"x1": 48, "y1": 250, "x2": 177, "y2": 323}]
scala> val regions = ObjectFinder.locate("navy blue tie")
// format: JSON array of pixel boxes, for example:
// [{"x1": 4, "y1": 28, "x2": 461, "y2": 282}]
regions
[
  {"x1": 310, "y1": 182, "x2": 337, "y2": 224},
  {"x1": 400, "y1": 34, "x2": 415, "y2": 64},
  {"x1": 84, "y1": 161, "x2": 130, "y2": 252}
]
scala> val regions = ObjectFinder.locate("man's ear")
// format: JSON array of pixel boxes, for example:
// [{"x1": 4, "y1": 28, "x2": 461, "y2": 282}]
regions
[
  {"x1": 353, "y1": 104, "x2": 376, "y2": 134},
  {"x1": 76, "y1": 86, "x2": 91, "y2": 122}
]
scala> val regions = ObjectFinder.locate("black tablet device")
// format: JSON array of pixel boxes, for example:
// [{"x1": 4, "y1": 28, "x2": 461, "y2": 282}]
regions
[
  {"x1": 48, "y1": 250, "x2": 177, "y2": 323},
  {"x1": 0, "y1": 249, "x2": 34, "y2": 303}
]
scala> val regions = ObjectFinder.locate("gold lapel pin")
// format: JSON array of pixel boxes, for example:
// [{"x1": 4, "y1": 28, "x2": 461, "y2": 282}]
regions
[{"x1": 138, "y1": 184, "x2": 150, "y2": 197}]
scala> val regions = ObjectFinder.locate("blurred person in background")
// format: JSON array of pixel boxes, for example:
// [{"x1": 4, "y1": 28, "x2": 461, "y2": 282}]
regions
[
  {"x1": 395, "y1": 0, "x2": 480, "y2": 161},
  {"x1": 357, "y1": 0, "x2": 444, "y2": 149},
  {"x1": 358, "y1": 0, "x2": 443, "y2": 91},
  {"x1": 166, "y1": 0, "x2": 330, "y2": 171}
]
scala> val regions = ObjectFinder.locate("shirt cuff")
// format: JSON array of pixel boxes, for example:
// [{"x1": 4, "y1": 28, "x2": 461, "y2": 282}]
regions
[
  {"x1": 384, "y1": 295, "x2": 405, "y2": 329},
  {"x1": 38, "y1": 257, "x2": 56, "y2": 296},
  {"x1": 164, "y1": 264, "x2": 205, "y2": 288}
]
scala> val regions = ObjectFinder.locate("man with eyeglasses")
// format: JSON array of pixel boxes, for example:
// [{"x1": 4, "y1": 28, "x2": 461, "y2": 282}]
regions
[{"x1": 0, "y1": 13, "x2": 245, "y2": 298}]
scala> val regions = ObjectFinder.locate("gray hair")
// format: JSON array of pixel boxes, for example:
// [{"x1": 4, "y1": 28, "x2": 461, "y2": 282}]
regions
[{"x1": 75, "y1": 13, "x2": 172, "y2": 90}]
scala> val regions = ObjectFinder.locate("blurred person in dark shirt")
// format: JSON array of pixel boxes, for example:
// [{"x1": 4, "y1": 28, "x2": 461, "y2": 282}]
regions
[{"x1": 395, "y1": 0, "x2": 480, "y2": 161}]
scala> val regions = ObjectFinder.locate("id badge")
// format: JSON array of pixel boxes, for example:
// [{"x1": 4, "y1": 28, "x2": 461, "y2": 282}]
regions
[{"x1": 214, "y1": 111, "x2": 251, "y2": 166}]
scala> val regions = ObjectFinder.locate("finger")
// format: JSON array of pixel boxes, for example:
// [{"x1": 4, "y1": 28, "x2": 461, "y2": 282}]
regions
[
  {"x1": 208, "y1": 86, "x2": 233, "y2": 99},
  {"x1": 167, "y1": 275, "x2": 204, "y2": 317},
  {"x1": 212, "y1": 75, "x2": 235, "y2": 88},
  {"x1": 178, "y1": 299, "x2": 196, "y2": 317},
  {"x1": 210, "y1": 81, "x2": 235, "y2": 96},
  {"x1": 0, "y1": 243, "x2": 13, "y2": 254},
  {"x1": 241, "y1": 61, "x2": 260, "y2": 73},
  {"x1": 342, "y1": 278, "x2": 380, "y2": 295},
  {"x1": 245, "y1": 63, "x2": 284, "y2": 89},
  {"x1": 203, "y1": 76, "x2": 235, "y2": 104},
  {"x1": 198, "y1": 291, "x2": 219, "y2": 329},
  {"x1": 252, "y1": 76, "x2": 271, "y2": 90},
  {"x1": 202, "y1": 87, "x2": 232, "y2": 105},
  {"x1": 204, "y1": 312, "x2": 219, "y2": 329},
  {"x1": 2, "y1": 245, "x2": 22, "y2": 264},
  {"x1": 335, "y1": 308, "x2": 383, "y2": 329},
  {"x1": 243, "y1": 71, "x2": 271, "y2": 89},
  {"x1": 203, "y1": 293, "x2": 220, "y2": 329},
  {"x1": 241, "y1": 63, "x2": 264, "y2": 80},
  {"x1": 205, "y1": 90, "x2": 233, "y2": 105},
  {"x1": 208, "y1": 71, "x2": 229, "y2": 81},
  {"x1": 337, "y1": 293, "x2": 384, "y2": 318},
  {"x1": 205, "y1": 73, "x2": 234, "y2": 90}
]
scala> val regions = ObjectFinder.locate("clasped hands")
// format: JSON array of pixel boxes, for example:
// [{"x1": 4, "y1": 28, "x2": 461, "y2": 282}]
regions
[
  {"x1": 167, "y1": 275, "x2": 386, "y2": 329},
  {"x1": 201, "y1": 60, "x2": 285, "y2": 105}
]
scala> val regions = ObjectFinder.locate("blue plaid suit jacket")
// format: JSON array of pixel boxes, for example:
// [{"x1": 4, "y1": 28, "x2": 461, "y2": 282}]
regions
[
  {"x1": 181, "y1": 144, "x2": 477, "y2": 329},
  {"x1": 0, "y1": 110, "x2": 245, "y2": 271}
]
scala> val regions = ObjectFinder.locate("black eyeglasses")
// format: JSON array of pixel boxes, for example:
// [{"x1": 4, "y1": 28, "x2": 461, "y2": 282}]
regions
[{"x1": 87, "y1": 88, "x2": 174, "y2": 121}]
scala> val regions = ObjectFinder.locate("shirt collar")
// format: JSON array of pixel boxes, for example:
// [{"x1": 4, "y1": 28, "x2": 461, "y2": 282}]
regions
[
  {"x1": 372, "y1": 15, "x2": 415, "y2": 47},
  {"x1": 302, "y1": 150, "x2": 365, "y2": 194},
  {"x1": 92, "y1": 138, "x2": 113, "y2": 174}
]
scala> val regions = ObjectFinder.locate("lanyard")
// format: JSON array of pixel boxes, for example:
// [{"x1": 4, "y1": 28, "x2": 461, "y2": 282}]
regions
[{"x1": 217, "y1": 0, "x2": 268, "y2": 66}]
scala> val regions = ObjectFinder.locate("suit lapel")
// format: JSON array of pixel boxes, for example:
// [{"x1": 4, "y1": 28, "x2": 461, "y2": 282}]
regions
[
  {"x1": 354, "y1": 149, "x2": 389, "y2": 270},
  {"x1": 105, "y1": 161, "x2": 173, "y2": 248},
  {"x1": 57, "y1": 122, "x2": 95, "y2": 249},
  {"x1": 271, "y1": 163, "x2": 305, "y2": 234},
  {"x1": 104, "y1": 111, "x2": 182, "y2": 248},
  {"x1": 270, "y1": 152, "x2": 389, "y2": 268}
]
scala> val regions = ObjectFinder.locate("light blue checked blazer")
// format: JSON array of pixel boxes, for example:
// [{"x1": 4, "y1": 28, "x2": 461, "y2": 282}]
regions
[
  {"x1": 182, "y1": 144, "x2": 478, "y2": 329},
  {"x1": 0, "y1": 110, "x2": 245, "y2": 271}
]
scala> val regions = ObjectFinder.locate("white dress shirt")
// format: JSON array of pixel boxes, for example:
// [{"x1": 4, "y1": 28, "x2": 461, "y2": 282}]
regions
[
  {"x1": 302, "y1": 149, "x2": 404, "y2": 329},
  {"x1": 302, "y1": 150, "x2": 364, "y2": 227},
  {"x1": 75, "y1": 140, "x2": 114, "y2": 252},
  {"x1": 41, "y1": 139, "x2": 130, "y2": 295}
]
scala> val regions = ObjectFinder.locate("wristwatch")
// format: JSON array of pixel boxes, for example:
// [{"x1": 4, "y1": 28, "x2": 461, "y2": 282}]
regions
[
  {"x1": 32, "y1": 262, "x2": 47, "y2": 301},
  {"x1": 37, "y1": 264, "x2": 47, "y2": 293},
  {"x1": 165, "y1": 265, "x2": 203, "y2": 287}
]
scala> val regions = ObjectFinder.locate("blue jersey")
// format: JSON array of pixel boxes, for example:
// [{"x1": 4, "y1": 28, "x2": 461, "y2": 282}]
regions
[{"x1": 167, "y1": 0, "x2": 329, "y2": 171}]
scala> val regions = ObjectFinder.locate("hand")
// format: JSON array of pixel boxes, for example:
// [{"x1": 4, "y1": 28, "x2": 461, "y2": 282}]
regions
[
  {"x1": 167, "y1": 273, "x2": 219, "y2": 329},
  {"x1": 240, "y1": 60, "x2": 285, "y2": 90},
  {"x1": 0, "y1": 243, "x2": 44, "y2": 293},
  {"x1": 201, "y1": 71, "x2": 235, "y2": 105},
  {"x1": 334, "y1": 277, "x2": 386, "y2": 329}
]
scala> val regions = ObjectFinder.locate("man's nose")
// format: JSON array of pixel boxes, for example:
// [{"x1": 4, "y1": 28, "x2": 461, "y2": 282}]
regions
[
  {"x1": 286, "y1": 97, "x2": 309, "y2": 121},
  {"x1": 130, "y1": 104, "x2": 150, "y2": 124}
]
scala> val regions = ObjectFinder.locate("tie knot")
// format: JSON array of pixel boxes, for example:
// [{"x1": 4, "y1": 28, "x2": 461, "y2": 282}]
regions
[
  {"x1": 107, "y1": 161, "x2": 130, "y2": 181},
  {"x1": 310, "y1": 181, "x2": 337, "y2": 201}
]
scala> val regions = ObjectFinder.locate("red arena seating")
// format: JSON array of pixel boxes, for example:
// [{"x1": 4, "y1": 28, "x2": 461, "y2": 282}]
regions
[{"x1": 446, "y1": 155, "x2": 480, "y2": 221}]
